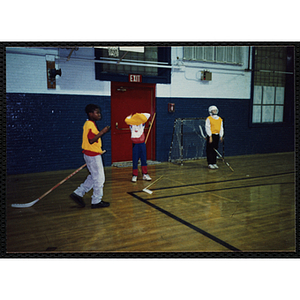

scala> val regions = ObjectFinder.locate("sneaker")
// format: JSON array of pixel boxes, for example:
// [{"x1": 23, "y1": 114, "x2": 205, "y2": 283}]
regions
[
  {"x1": 132, "y1": 176, "x2": 137, "y2": 182},
  {"x1": 208, "y1": 164, "x2": 216, "y2": 169},
  {"x1": 91, "y1": 201, "x2": 110, "y2": 209},
  {"x1": 70, "y1": 193, "x2": 85, "y2": 207},
  {"x1": 213, "y1": 164, "x2": 219, "y2": 169},
  {"x1": 143, "y1": 174, "x2": 152, "y2": 181}
]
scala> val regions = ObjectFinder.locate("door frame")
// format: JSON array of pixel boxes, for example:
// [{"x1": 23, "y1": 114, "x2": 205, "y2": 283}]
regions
[{"x1": 111, "y1": 81, "x2": 156, "y2": 162}]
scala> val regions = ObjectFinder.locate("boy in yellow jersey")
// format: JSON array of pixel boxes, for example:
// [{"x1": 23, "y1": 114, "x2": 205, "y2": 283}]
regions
[
  {"x1": 70, "y1": 104, "x2": 110, "y2": 208},
  {"x1": 205, "y1": 105, "x2": 224, "y2": 169}
]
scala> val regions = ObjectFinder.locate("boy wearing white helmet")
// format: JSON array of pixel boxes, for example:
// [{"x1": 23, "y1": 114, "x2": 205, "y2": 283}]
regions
[{"x1": 205, "y1": 105, "x2": 224, "y2": 169}]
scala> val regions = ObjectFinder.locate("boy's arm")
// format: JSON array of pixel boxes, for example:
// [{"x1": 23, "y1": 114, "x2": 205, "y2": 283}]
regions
[
  {"x1": 89, "y1": 126, "x2": 110, "y2": 144},
  {"x1": 205, "y1": 118, "x2": 213, "y2": 143},
  {"x1": 219, "y1": 121, "x2": 224, "y2": 142}
]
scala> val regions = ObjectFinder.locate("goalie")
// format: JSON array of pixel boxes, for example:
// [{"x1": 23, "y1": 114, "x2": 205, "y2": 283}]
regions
[{"x1": 205, "y1": 105, "x2": 224, "y2": 169}]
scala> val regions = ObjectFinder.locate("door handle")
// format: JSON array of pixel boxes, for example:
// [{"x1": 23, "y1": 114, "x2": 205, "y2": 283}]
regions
[{"x1": 116, "y1": 122, "x2": 130, "y2": 130}]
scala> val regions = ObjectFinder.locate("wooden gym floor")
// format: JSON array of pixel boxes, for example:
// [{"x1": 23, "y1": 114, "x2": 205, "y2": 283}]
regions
[{"x1": 6, "y1": 152, "x2": 296, "y2": 255}]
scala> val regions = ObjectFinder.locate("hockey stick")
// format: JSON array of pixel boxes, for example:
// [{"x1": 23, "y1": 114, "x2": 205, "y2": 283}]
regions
[
  {"x1": 145, "y1": 113, "x2": 156, "y2": 144},
  {"x1": 213, "y1": 148, "x2": 234, "y2": 172},
  {"x1": 199, "y1": 125, "x2": 207, "y2": 140},
  {"x1": 141, "y1": 113, "x2": 159, "y2": 194},
  {"x1": 199, "y1": 125, "x2": 232, "y2": 171},
  {"x1": 143, "y1": 175, "x2": 164, "y2": 194},
  {"x1": 11, "y1": 163, "x2": 87, "y2": 208}
]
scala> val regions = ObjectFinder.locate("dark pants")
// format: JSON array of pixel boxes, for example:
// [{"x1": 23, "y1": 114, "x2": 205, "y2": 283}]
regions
[
  {"x1": 132, "y1": 143, "x2": 147, "y2": 176},
  {"x1": 206, "y1": 134, "x2": 220, "y2": 165}
]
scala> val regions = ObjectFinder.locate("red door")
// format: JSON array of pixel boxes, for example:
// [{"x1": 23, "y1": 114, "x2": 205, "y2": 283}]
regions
[{"x1": 111, "y1": 82, "x2": 156, "y2": 163}]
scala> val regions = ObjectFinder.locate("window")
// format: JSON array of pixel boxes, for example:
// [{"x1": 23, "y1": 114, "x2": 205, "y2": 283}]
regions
[
  {"x1": 94, "y1": 46, "x2": 171, "y2": 84},
  {"x1": 98, "y1": 47, "x2": 158, "y2": 76},
  {"x1": 252, "y1": 47, "x2": 287, "y2": 123},
  {"x1": 183, "y1": 46, "x2": 244, "y2": 65}
]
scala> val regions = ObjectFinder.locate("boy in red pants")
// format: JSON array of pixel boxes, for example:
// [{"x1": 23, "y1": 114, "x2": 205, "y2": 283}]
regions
[{"x1": 125, "y1": 113, "x2": 152, "y2": 182}]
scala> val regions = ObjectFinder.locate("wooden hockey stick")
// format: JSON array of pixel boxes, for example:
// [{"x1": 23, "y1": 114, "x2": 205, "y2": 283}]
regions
[
  {"x1": 199, "y1": 125, "x2": 207, "y2": 140},
  {"x1": 213, "y1": 148, "x2": 234, "y2": 172},
  {"x1": 11, "y1": 163, "x2": 87, "y2": 208},
  {"x1": 199, "y1": 125, "x2": 232, "y2": 171},
  {"x1": 145, "y1": 113, "x2": 156, "y2": 144},
  {"x1": 142, "y1": 175, "x2": 164, "y2": 194}
]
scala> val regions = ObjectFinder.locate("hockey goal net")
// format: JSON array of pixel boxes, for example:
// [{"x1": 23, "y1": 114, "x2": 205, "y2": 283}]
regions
[{"x1": 168, "y1": 118, "x2": 207, "y2": 164}]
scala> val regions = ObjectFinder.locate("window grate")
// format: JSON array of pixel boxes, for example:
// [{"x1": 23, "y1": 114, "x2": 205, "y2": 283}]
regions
[
  {"x1": 100, "y1": 47, "x2": 158, "y2": 76},
  {"x1": 252, "y1": 47, "x2": 287, "y2": 123},
  {"x1": 183, "y1": 46, "x2": 244, "y2": 65}
]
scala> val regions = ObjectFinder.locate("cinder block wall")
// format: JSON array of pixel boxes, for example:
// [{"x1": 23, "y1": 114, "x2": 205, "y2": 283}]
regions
[
  {"x1": 6, "y1": 92, "x2": 294, "y2": 175},
  {"x1": 6, "y1": 93, "x2": 111, "y2": 175},
  {"x1": 155, "y1": 97, "x2": 295, "y2": 162}
]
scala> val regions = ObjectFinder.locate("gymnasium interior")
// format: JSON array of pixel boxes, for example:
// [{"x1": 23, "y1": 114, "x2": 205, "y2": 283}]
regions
[{"x1": 5, "y1": 45, "x2": 297, "y2": 255}]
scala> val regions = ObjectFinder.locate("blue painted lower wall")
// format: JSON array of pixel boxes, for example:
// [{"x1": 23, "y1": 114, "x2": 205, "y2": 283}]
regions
[
  {"x1": 6, "y1": 93, "x2": 111, "y2": 175},
  {"x1": 155, "y1": 97, "x2": 294, "y2": 162},
  {"x1": 6, "y1": 93, "x2": 294, "y2": 175}
]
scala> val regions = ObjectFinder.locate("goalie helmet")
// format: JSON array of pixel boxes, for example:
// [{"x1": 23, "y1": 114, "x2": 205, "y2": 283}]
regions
[{"x1": 208, "y1": 105, "x2": 218, "y2": 115}]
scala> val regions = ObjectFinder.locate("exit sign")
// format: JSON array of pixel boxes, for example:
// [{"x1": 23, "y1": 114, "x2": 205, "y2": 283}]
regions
[{"x1": 129, "y1": 74, "x2": 142, "y2": 83}]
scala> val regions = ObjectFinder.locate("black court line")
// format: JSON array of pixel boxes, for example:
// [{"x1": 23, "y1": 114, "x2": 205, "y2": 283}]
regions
[
  {"x1": 137, "y1": 181, "x2": 294, "y2": 201},
  {"x1": 127, "y1": 172, "x2": 294, "y2": 252},
  {"x1": 154, "y1": 171, "x2": 295, "y2": 192},
  {"x1": 128, "y1": 192, "x2": 242, "y2": 252}
]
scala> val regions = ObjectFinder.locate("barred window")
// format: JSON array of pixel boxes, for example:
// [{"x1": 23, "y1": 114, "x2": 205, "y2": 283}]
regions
[
  {"x1": 98, "y1": 47, "x2": 158, "y2": 76},
  {"x1": 183, "y1": 46, "x2": 244, "y2": 65},
  {"x1": 95, "y1": 46, "x2": 171, "y2": 84},
  {"x1": 252, "y1": 47, "x2": 287, "y2": 123}
]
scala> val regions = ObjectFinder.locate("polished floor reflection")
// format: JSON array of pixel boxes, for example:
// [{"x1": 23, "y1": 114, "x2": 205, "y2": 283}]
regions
[{"x1": 6, "y1": 152, "x2": 295, "y2": 254}]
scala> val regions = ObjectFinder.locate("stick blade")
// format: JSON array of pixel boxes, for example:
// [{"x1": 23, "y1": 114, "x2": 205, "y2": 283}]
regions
[
  {"x1": 142, "y1": 188, "x2": 153, "y2": 194},
  {"x1": 11, "y1": 199, "x2": 39, "y2": 208}
]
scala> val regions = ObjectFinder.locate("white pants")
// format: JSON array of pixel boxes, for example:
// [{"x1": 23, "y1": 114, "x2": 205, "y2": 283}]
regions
[{"x1": 74, "y1": 154, "x2": 105, "y2": 204}]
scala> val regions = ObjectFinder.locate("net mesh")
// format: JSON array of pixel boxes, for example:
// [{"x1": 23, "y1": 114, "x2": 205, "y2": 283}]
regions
[{"x1": 168, "y1": 118, "x2": 207, "y2": 164}]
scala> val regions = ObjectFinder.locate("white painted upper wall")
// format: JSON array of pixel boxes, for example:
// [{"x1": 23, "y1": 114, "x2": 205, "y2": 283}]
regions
[
  {"x1": 156, "y1": 46, "x2": 251, "y2": 99},
  {"x1": 6, "y1": 46, "x2": 252, "y2": 99},
  {"x1": 6, "y1": 47, "x2": 111, "y2": 95}
]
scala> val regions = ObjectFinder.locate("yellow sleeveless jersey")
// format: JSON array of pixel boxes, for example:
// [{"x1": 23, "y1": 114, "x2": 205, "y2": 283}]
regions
[
  {"x1": 81, "y1": 120, "x2": 103, "y2": 154},
  {"x1": 207, "y1": 116, "x2": 222, "y2": 134}
]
